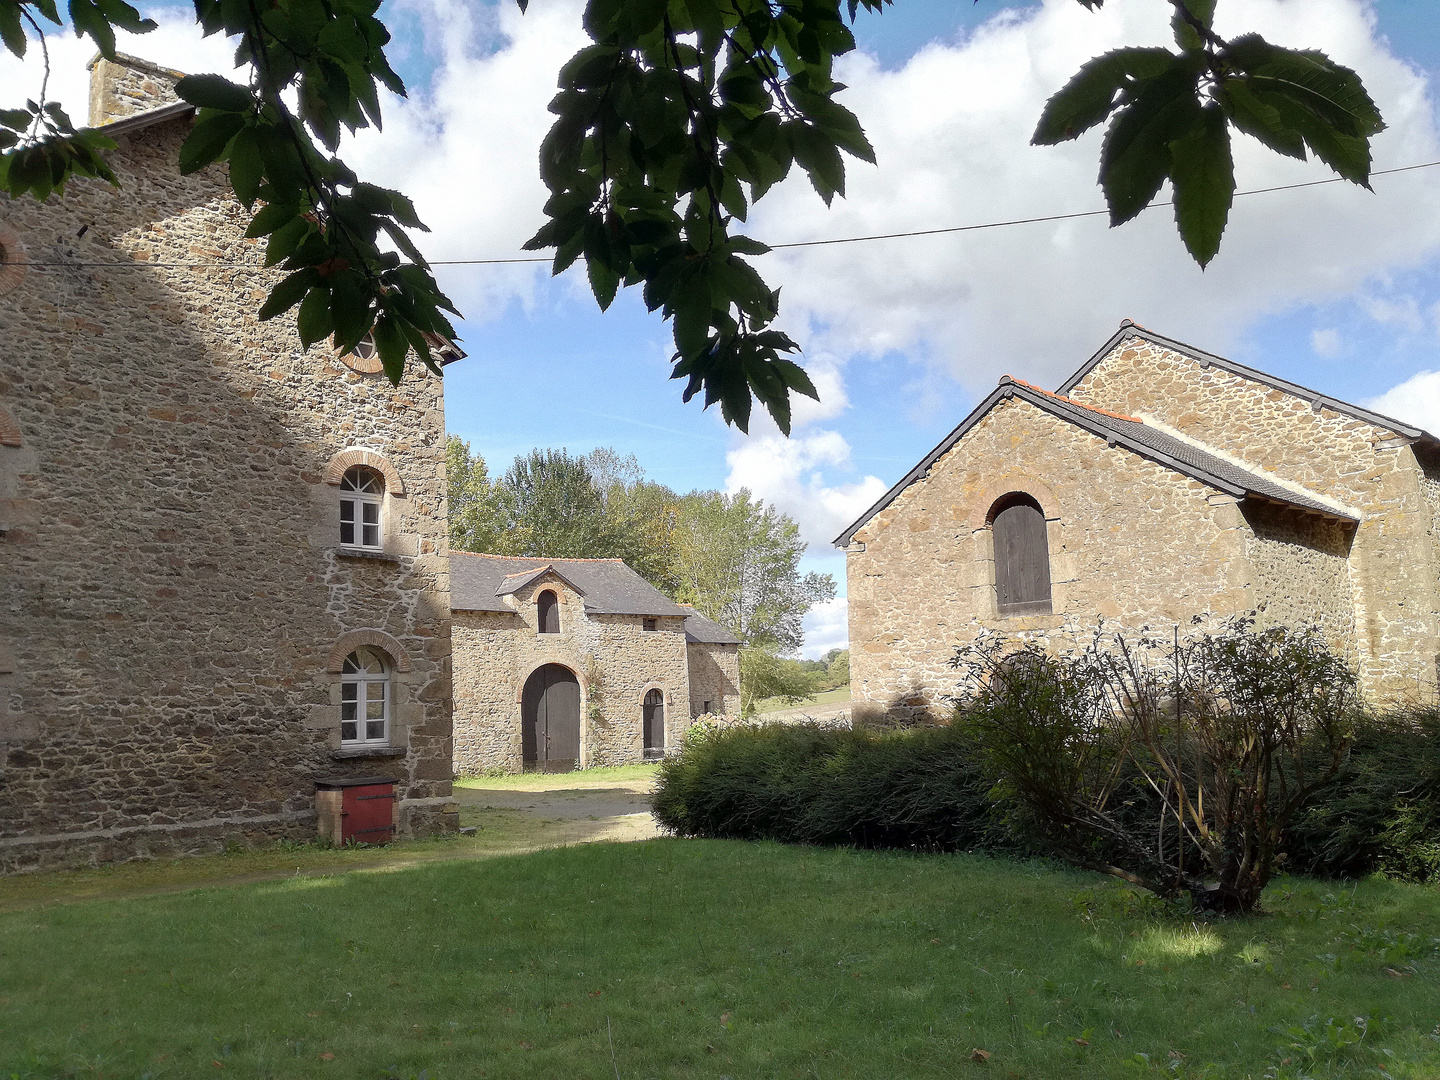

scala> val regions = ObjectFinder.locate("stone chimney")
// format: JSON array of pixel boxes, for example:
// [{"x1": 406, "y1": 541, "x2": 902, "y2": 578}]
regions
[{"x1": 86, "y1": 53, "x2": 186, "y2": 127}]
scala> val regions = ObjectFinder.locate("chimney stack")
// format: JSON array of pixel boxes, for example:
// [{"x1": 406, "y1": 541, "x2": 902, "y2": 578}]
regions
[{"x1": 86, "y1": 53, "x2": 186, "y2": 127}]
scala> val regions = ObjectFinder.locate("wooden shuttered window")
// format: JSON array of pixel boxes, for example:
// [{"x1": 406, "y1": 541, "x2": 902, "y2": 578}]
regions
[
  {"x1": 991, "y1": 496, "x2": 1052, "y2": 615},
  {"x1": 537, "y1": 590, "x2": 560, "y2": 634}
]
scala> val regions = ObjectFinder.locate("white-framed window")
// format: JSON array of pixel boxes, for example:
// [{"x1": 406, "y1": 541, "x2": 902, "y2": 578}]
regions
[
  {"x1": 340, "y1": 466, "x2": 384, "y2": 549},
  {"x1": 341, "y1": 647, "x2": 389, "y2": 745}
]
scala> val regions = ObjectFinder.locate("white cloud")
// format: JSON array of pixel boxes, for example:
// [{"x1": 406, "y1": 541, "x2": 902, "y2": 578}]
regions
[
  {"x1": 1312, "y1": 328, "x2": 1343, "y2": 357},
  {"x1": 1365, "y1": 370, "x2": 1440, "y2": 434},
  {"x1": 725, "y1": 428, "x2": 888, "y2": 548},
  {"x1": 800, "y1": 596, "x2": 849, "y2": 660},
  {"x1": 746, "y1": 0, "x2": 1440, "y2": 394}
]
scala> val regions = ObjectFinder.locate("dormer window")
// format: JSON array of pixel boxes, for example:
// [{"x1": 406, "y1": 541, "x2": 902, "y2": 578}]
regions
[
  {"x1": 340, "y1": 466, "x2": 384, "y2": 549},
  {"x1": 537, "y1": 590, "x2": 559, "y2": 634}
]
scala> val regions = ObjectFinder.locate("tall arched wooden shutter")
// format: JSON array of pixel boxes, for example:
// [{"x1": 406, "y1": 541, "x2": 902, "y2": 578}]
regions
[
  {"x1": 991, "y1": 496, "x2": 1052, "y2": 615},
  {"x1": 537, "y1": 590, "x2": 560, "y2": 634}
]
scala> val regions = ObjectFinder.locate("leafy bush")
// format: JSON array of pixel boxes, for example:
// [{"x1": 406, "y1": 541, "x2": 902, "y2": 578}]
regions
[
  {"x1": 954, "y1": 620, "x2": 1361, "y2": 912},
  {"x1": 651, "y1": 722, "x2": 1029, "y2": 855},
  {"x1": 1286, "y1": 707, "x2": 1440, "y2": 882}
]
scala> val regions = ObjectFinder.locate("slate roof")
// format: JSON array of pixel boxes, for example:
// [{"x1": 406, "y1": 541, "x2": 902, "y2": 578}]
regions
[
  {"x1": 1060, "y1": 322, "x2": 1439, "y2": 443},
  {"x1": 833, "y1": 371, "x2": 1356, "y2": 548},
  {"x1": 679, "y1": 606, "x2": 743, "y2": 645},
  {"x1": 450, "y1": 552, "x2": 691, "y2": 616}
]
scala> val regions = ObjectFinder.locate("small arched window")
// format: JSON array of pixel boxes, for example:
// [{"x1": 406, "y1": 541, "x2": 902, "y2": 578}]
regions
[
  {"x1": 643, "y1": 688, "x2": 665, "y2": 757},
  {"x1": 340, "y1": 466, "x2": 384, "y2": 549},
  {"x1": 989, "y1": 493, "x2": 1052, "y2": 616},
  {"x1": 537, "y1": 590, "x2": 559, "y2": 634},
  {"x1": 341, "y1": 648, "x2": 389, "y2": 745}
]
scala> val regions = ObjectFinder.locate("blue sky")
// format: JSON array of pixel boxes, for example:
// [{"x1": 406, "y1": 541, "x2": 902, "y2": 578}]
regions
[{"x1": 7, "y1": 0, "x2": 1440, "y2": 656}]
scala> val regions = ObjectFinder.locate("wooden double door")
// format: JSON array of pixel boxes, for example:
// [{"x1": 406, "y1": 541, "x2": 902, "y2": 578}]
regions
[{"x1": 522, "y1": 664, "x2": 580, "y2": 772}]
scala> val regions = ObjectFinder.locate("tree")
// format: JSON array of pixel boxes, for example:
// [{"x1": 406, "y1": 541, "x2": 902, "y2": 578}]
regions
[
  {"x1": 739, "y1": 649, "x2": 822, "y2": 715},
  {"x1": 494, "y1": 447, "x2": 629, "y2": 560},
  {"x1": 446, "y1": 436, "x2": 507, "y2": 555},
  {"x1": 2, "y1": 1, "x2": 1385, "y2": 430},
  {"x1": 673, "y1": 488, "x2": 833, "y2": 654}
]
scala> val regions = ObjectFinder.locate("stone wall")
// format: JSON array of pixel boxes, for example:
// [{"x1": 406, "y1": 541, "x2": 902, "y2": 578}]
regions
[
  {"x1": 0, "y1": 59, "x2": 455, "y2": 871},
  {"x1": 1068, "y1": 337, "x2": 1439, "y2": 700},
  {"x1": 685, "y1": 642, "x2": 740, "y2": 718},
  {"x1": 1242, "y1": 502, "x2": 1357, "y2": 653},
  {"x1": 451, "y1": 570, "x2": 690, "y2": 774},
  {"x1": 846, "y1": 396, "x2": 1255, "y2": 722},
  {"x1": 87, "y1": 53, "x2": 184, "y2": 125}
]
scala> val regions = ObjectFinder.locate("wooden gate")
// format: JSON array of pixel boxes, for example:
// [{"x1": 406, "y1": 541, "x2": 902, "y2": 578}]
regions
[
  {"x1": 642, "y1": 688, "x2": 665, "y2": 758},
  {"x1": 522, "y1": 664, "x2": 581, "y2": 772}
]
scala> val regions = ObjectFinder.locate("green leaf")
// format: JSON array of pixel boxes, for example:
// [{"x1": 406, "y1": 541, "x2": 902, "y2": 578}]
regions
[
  {"x1": 258, "y1": 267, "x2": 319, "y2": 321},
  {"x1": 175, "y1": 73, "x2": 253, "y2": 113},
  {"x1": 1170, "y1": 0, "x2": 1215, "y2": 52},
  {"x1": 1098, "y1": 59, "x2": 1202, "y2": 225},
  {"x1": 1168, "y1": 104, "x2": 1233, "y2": 267},
  {"x1": 372, "y1": 312, "x2": 409, "y2": 384},
  {"x1": 226, "y1": 125, "x2": 263, "y2": 206},
  {"x1": 296, "y1": 284, "x2": 335, "y2": 348},
  {"x1": 1217, "y1": 78, "x2": 1305, "y2": 161},
  {"x1": 1033, "y1": 47, "x2": 1173, "y2": 144},
  {"x1": 0, "y1": 3, "x2": 27, "y2": 59},
  {"x1": 245, "y1": 201, "x2": 300, "y2": 238},
  {"x1": 68, "y1": 0, "x2": 116, "y2": 60},
  {"x1": 177, "y1": 112, "x2": 244, "y2": 174}
]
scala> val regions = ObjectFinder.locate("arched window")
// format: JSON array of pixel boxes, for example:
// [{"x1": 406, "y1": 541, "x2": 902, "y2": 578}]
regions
[
  {"x1": 989, "y1": 493, "x2": 1052, "y2": 616},
  {"x1": 537, "y1": 590, "x2": 560, "y2": 634},
  {"x1": 341, "y1": 648, "x2": 389, "y2": 745},
  {"x1": 340, "y1": 466, "x2": 384, "y2": 549},
  {"x1": 643, "y1": 689, "x2": 665, "y2": 757}
]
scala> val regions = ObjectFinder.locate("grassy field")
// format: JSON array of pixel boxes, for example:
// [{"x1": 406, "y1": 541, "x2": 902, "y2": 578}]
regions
[
  {"x1": 755, "y1": 684, "x2": 852, "y2": 715},
  {"x1": 2, "y1": 840, "x2": 1437, "y2": 1079}
]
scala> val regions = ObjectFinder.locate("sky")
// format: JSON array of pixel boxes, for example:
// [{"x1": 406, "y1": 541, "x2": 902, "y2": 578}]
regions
[{"x1": 6, "y1": 0, "x2": 1440, "y2": 658}]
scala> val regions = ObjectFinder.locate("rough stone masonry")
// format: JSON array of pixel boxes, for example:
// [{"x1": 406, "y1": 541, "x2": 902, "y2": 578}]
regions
[
  {"x1": 0, "y1": 55, "x2": 458, "y2": 871},
  {"x1": 839, "y1": 323, "x2": 1440, "y2": 723}
]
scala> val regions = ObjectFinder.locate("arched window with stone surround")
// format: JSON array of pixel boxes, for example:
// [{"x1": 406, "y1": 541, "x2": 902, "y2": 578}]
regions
[
  {"x1": 989, "y1": 492, "x2": 1052, "y2": 616},
  {"x1": 537, "y1": 590, "x2": 560, "y2": 634},
  {"x1": 339, "y1": 466, "x2": 384, "y2": 549},
  {"x1": 341, "y1": 648, "x2": 390, "y2": 745}
]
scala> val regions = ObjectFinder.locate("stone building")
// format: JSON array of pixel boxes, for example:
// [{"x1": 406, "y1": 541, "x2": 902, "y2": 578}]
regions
[
  {"x1": 837, "y1": 322, "x2": 1440, "y2": 721},
  {"x1": 0, "y1": 55, "x2": 460, "y2": 870},
  {"x1": 450, "y1": 553, "x2": 740, "y2": 773}
]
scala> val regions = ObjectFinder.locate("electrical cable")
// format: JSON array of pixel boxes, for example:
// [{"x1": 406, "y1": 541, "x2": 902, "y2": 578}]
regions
[{"x1": 10, "y1": 158, "x2": 1440, "y2": 270}]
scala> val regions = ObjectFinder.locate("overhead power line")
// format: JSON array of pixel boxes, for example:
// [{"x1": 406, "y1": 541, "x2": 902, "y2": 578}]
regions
[{"x1": 11, "y1": 159, "x2": 1440, "y2": 271}]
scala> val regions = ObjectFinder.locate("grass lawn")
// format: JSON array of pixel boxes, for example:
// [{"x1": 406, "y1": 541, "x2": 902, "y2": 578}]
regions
[
  {"x1": 2, "y1": 841, "x2": 1437, "y2": 1079},
  {"x1": 755, "y1": 684, "x2": 852, "y2": 715}
]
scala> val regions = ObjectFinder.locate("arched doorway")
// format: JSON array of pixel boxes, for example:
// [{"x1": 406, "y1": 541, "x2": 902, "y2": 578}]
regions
[
  {"x1": 642, "y1": 688, "x2": 665, "y2": 759},
  {"x1": 521, "y1": 664, "x2": 581, "y2": 772}
]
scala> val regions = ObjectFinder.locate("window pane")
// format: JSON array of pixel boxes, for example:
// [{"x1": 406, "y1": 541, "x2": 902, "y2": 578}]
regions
[
  {"x1": 361, "y1": 473, "x2": 382, "y2": 493},
  {"x1": 366, "y1": 719, "x2": 386, "y2": 741},
  {"x1": 341, "y1": 683, "x2": 358, "y2": 701},
  {"x1": 362, "y1": 502, "x2": 379, "y2": 524},
  {"x1": 341, "y1": 520, "x2": 355, "y2": 545},
  {"x1": 340, "y1": 500, "x2": 355, "y2": 521},
  {"x1": 366, "y1": 697, "x2": 385, "y2": 721},
  {"x1": 341, "y1": 700, "x2": 357, "y2": 722},
  {"x1": 362, "y1": 523, "x2": 380, "y2": 547},
  {"x1": 341, "y1": 720, "x2": 358, "y2": 741}
]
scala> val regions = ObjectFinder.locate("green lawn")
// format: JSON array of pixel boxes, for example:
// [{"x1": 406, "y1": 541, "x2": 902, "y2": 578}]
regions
[
  {"x1": 756, "y1": 684, "x2": 852, "y2": 715},
  {"x1": 2, "y1": 841, "x2": 1437, "y2": 1079}
]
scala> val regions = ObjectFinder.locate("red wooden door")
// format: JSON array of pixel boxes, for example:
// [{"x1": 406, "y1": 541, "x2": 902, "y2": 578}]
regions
[{"x1": 341, "y1": 782, "x2": 396, "y2": 844}]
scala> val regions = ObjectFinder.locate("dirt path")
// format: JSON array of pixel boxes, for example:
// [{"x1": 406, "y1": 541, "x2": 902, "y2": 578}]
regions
[{"x1": 452, "y1": 778, "x2": 662, "y2": 844}]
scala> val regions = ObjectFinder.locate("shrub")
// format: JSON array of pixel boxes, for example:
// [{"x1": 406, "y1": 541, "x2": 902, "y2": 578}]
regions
[
  {"x1": 651, "y1": 722, "x2": 1030, "y2": 855},
  {"x1": 1286, "y1": 707, "x2": 1440, "y2": 882},
  {"x1": 954, "y1": 620, "x2": 1360, "y2": 913}
]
